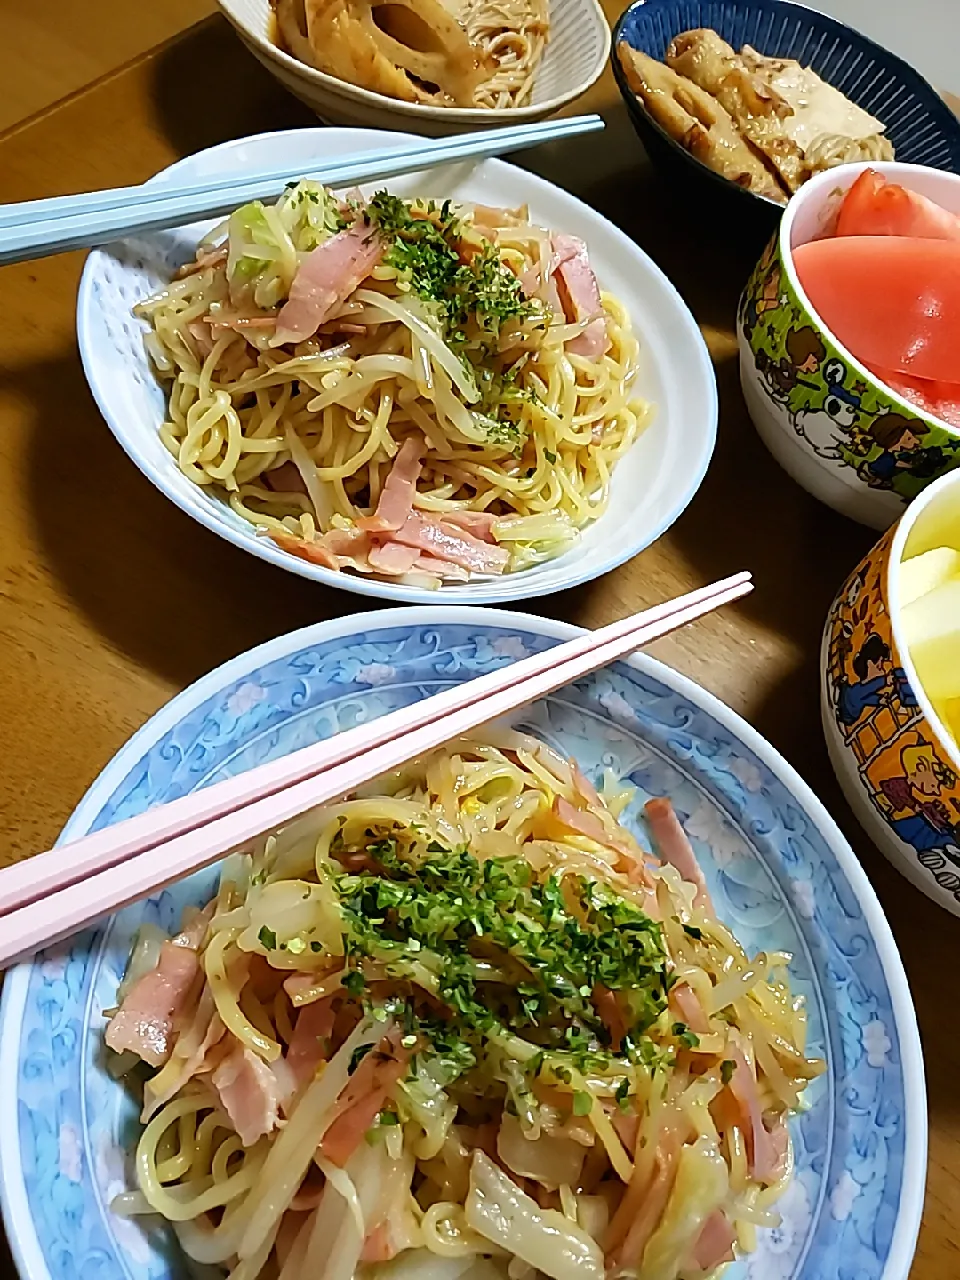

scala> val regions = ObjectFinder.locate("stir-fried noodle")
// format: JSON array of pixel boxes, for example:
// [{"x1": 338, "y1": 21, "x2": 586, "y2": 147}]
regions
[
  {"x1": 107, "y1": 732, "x2": 824, "y2": 1280},
  {"x1": 136, "y1": 184, "x2": 647, "y2": 587}
]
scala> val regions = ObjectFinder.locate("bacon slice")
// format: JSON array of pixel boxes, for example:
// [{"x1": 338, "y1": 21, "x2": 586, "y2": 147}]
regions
[
  {"x1": 392, "y1": 512, "x2": 509, "y2": 574},
  {"x1": 644, "y1": 797, "x2": 711, "y2": 911},
  {"x1": 273, "y1": 224, "x2": 383, "y2": 345},
  {"x1": 367, "y1": 541, "x2": 422, "y2": 575},
  {"x1": 690, "y1": 1209, "x2": 737, "y2": 1271},
  {"x1": 571, "y1": 761, "x2": 602, "y2": 809},
  {"x1": 177, "y1": 246, "x2": 228, "y2": 278},
  {"x1": 141, "y1": 994, "x2": 226, "y2": 1120},
  {"x1": 593, "y1": 984, "x2": 628, "y2": 1051},
  {"x1": 287, "y1": 996, "x2": 338, "y2": 1089},
  {"x1": 721, "y1": 1049, "x2": 783, "y2": 1184},
  {"x1": 105, "y1": 940, "x2": 200, "y2": 1068},
  {"x1": 318, "y1": 1033, "x2": 412, "y2": 1167},
  {"x1": 211, "y1": 1045, "x2": 285, "y2": 1147},
  {"x1": 520, "y1": 255, "x2": 566, "y2": 318},
  {"x1": 360, "y1": 1221, "x2": 396, "y2": 1263},
  {"x1": 765, "y1": 1111, "x2": 790, "y2": 1183},
  {"x1": 551, "y1": 234, "x2": 610, "y2": 359},
  {"x1": 271, "y1": 532, "x2": 340, "y2": 570},
  {"x1": 322, "y1": 528, "x2": 374, "y2": 559},
  {"x1": 187, "y1": 320, "x2": 215, "y2": 358},
  {"x1": 440, "y1": 510, "x2": 499, "y2": 541},
  {"x1": 358, "y1": 437, "x2": 423, "y2": 533},
  {"x1": 668, "y1": 982, "x2": 710, "y2": 1035},
  {"x1": 606, "y1": 1126, "x2": 682, "y2": 1268},
  {"x1": 412, "y1": 553, "x2": 470, "y2": 582}
]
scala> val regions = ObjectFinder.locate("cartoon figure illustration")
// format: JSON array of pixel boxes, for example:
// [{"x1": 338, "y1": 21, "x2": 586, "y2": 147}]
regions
[
  {"x1": 857, "y1": 412, "x2": 946, "y2": 489},
  {"x1": 879, "y1": 740, "x2": 960, "y2": 865},
  {"x1": 791, "y1": 357, "x2": 862, "y2": 459},
  {"x1": 833, "y1": 633, "x2": 917, "y2": 728},
  {"x1": 842, "y1": 563, "x2": 870, "y2": 611},
  {"x1": 741, "y1": 261, "x2": 782, "y2": 344},
  {"x1": 756, "y1": 326, "x2": 826, "y2": 402},
  {"x1": 826, "y1": 548, "x2": 960, "y2": 903}
]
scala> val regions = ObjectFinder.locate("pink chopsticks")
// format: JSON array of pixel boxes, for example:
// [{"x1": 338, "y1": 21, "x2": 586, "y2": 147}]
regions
[{"x1": 0, "y1": 573, "x2": 751, "y2": 967}]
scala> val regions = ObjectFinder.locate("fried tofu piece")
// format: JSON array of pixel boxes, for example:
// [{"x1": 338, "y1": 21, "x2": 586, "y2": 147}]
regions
[{"x1": 617, "y1": 43, "x2": 788, "y2": 204}]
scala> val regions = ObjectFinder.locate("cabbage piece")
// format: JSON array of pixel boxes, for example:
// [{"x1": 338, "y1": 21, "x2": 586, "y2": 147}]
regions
[
  {"x1": 496, "y1": 1115, "x2": 585, "y2": 1190},
  {"x1": 636, "y1": 1137, "x2": 729, "y2": 1280},
  {"x1": 226, "y1": 201, "x2": 290, "y2": 310},
  {"x1": 395, "y1": 1055, "x2": 457, "y2": 1159},
  {"x1": 115, "y1": 923, "x2": 168, "y2": 1004},
  {"x1": 276, "y1": 180, "x2": 348, "y2": 253},
  {"x1": 492, "y1": 513, "x2": 577, "y2": 545},
  {"x1": 235, "y1": 878, "x2": 343, "y2": 965},
  {"x1": 465, "y1": 1151, "x2": 603, "y2": 1280},
  {"x1": 237, "y1": 1017, "x2": 386, "y2": 1260},
  {"x1": 226, "y1": 182, "x2": 347, "y2": 311},
  {"x1": 300, "y1": 1141, "x2": 388, "y2": 1280}
]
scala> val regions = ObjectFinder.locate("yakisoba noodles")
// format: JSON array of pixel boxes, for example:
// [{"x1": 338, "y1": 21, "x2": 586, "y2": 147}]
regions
[
  {"x1": 274, "y1": 0, "x2": 550, "y2": 110},
  {"x1": 105, "y1": 731, "x2": 824, "y2": 1280},
  {"x1": 135, "y1": 181, "x2": 647, "y2": 586}
]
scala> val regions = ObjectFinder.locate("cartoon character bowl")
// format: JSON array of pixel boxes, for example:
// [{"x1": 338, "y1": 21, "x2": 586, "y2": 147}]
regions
[
  {"x1": 739, "y1": 162, "x2": 960, "y2": 530},
  {"x1": 822, "y1": 467, "x2": 960, "y2": 914}
]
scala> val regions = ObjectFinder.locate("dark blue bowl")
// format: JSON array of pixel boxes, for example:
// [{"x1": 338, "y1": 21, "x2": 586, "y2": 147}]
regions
[{"x1": 612, "y1": 0, "x2": 960, "y2": 213}]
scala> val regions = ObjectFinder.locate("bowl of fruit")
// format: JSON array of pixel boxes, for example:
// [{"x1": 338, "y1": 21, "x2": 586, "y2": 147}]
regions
[
  {"x1": 740, "y1": 162, "x2": 960, "y2": 530},
  {"x1": 822, "y1": 467, "x2": 960, "y2": 912}
]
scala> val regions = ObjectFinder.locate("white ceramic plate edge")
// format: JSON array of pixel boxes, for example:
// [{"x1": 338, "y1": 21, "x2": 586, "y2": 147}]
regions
[
  {"x1": 76, "y1": 127, "x2": 718, "y2": 604},
  {"x1": 0, "y1": 605, "x2": 925, "y2": 1280}
]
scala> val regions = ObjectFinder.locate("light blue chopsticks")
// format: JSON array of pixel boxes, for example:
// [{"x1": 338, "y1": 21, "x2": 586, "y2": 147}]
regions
[{"x1": 0, "y1": 115, "x2": 603, "y2": 267}]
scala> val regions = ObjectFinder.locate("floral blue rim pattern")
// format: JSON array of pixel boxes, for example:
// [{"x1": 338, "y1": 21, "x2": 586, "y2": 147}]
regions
[{"x1": 0, "y1": 608, "x2": 925, "y2": 1280}]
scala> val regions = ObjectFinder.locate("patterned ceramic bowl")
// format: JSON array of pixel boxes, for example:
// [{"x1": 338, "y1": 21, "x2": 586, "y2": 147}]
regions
[
  {"x1": 612, "y1": 0, "x2": 960, "y2": 216},
  {"x1": 217, "y1": 0, "x2": 610, "y2": 135},
  {"x1": 822, "y1": 468, "x2": 960, "y2": 914},
  {"x1": 0, "y1": 608, "x2": 925, "y2": 1280},
  {"x1": 739, "y1": 162, "x2": 960, "y2": 530}
]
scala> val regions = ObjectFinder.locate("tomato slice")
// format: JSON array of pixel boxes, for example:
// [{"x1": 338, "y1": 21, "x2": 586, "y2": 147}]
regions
[
  {"x1": 835, "y1": 169, "x2": 960, "y2": 241},
  {"x1": 866, "y1": 364, "x2": 960, "y2": 429},
  {"x1": 793, "y1": 235, "x2": 960, "y2": 382}
]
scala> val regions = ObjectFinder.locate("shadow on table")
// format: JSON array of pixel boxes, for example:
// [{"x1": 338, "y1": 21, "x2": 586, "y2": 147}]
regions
[
  {"x1": 4, "y1": 353, "x2": 365, "y2": 691},
  {"x1": 146, "y1": 15, "x2": 316, "y2": 160},
  {"x1": 1, "y1": 1228, "x2": 13, "y2": 1277},
  {"x1": 671, "y1": 357, "x2": 875, "y2": 641}
]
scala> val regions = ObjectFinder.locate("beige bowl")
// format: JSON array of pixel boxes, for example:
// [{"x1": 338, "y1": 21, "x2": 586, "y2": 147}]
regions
[
  {"x1": 217, "y1": 0, "x2": 611, "y2": 135},
  {"x1": 821, "y1": 467, "x2": 960, "y2": 914}
]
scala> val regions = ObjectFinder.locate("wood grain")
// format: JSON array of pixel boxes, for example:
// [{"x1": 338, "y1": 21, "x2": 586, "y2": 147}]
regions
[
  {"x1": 0, "y1": 0, "x2": 215, "y2": 134},
  {"x1": 0, "y1": 8, "x2": 957, "y2": 1279}
]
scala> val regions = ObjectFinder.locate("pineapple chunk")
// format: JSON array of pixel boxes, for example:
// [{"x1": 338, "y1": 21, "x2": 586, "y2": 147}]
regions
[
  {"x1": 902, "y1": 578, "x2": 960, "y2": 702},
  {"x1": 899, "y1": 546, "x2": 960, "y2": 609},
  {"x1": 933, "y1": 696, "x2": 960, "y2": 752}
]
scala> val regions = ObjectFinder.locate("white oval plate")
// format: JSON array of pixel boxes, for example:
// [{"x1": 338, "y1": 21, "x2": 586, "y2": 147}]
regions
[{"x1": 77, "y1": 127, "x2": 717, "y2": 603}]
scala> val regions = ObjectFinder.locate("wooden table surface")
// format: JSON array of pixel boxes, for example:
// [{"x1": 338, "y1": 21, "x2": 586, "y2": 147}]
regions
[{"x1": 0, "y1": 6, "x2": 957, "y2": 1277}]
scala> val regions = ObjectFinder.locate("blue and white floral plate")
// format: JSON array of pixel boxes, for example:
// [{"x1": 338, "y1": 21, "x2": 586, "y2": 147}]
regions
[{"x1": 0, "y1": 608, "x2": 924, "y2": 1280}]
